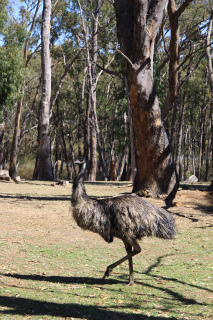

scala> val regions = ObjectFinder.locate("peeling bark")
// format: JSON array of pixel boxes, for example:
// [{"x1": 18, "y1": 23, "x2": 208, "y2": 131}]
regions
[{"x1": 114, "y1": 0, "x2": 178, "y2": 201}]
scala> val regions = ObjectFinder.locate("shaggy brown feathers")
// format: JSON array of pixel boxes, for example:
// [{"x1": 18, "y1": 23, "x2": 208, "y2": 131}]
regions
[{"x1": 71, "y1": 157, "x2": 176, "y2": 285}]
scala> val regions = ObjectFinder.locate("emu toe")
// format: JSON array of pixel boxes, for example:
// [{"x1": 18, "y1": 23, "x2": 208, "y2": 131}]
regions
[
  {"x1": 102, "y1": 266, "x2": 112, "y2": 279},
  {"x1": 126, "y1": 279, "x2": 134, "y2": 286}
]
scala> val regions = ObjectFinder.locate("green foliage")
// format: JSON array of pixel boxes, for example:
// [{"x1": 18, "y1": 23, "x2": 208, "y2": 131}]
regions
[
  {"x1": 0, "y1": 0, "x2": 8, "y2": 33},
  {"x1": 3, "y1": 22, "x2": 27, "y2": 47},
  {"x1": 0, "y1": 44, "x2": 25, "y2": 108},
  {"x1": 0, "y1": 0, "x2": 212, "y2": 181},
  {"x1": 0, "y1": 2, "x2": 27, "y2": 109}
]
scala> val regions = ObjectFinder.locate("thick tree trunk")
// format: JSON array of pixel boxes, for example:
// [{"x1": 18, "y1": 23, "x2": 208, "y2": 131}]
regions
[
  {"x1": 114, "y1": 0, "x2": 178, "y2": 200},
  {"x1": 33, "y1": 0, "x2": 53, "y2": 180}
]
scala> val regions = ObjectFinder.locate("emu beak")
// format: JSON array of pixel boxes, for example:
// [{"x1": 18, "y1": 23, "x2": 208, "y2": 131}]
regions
[{"x1": 74, "y1": 158, "x2": 84, "y2": 165}]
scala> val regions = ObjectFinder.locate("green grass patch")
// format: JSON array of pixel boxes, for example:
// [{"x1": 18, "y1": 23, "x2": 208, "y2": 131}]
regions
[{"x1": 0, "y1": 180, "x2": 213, "y2": 319}]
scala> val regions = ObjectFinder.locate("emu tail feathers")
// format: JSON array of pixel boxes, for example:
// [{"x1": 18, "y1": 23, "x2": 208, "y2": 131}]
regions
[
  {"x1": 137, "y1": 199, "x2": 176, "y2": 240},
  {"x1": 154, "y1": 206, "x2": 176, "y2": 240}
]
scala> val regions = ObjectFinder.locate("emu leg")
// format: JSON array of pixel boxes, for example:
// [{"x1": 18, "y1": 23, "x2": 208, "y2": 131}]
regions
[
  {"x1": 124, "y1": 241, "x2": 134, "y2": 286},
  {"x1": 103, "y1": 240, "x2": 141, "y2": 285}
]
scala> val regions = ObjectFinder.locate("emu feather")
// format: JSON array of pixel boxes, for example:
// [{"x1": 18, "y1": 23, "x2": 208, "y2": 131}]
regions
[{"x1": 71, "y1": 157, "x2": 176, "y2": 285}]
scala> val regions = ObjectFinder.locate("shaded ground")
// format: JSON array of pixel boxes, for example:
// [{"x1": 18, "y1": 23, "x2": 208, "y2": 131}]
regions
[{"x1": 0, "y1": 180, "x2": 213, "y2": 319}]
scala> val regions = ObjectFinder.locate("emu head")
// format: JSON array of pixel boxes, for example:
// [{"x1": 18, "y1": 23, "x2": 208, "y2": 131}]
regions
[
  {"x1": 74, "y1": 156, "x2": 87, "y2": 171},
  {"x1": 72, "y1": 157, "x2": 87, "y2": 200}
]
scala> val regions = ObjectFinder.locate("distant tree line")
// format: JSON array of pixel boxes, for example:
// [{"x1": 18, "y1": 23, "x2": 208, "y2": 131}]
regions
[{"x1": 0, "y1": 0, "x2": 213, "y2": 193}]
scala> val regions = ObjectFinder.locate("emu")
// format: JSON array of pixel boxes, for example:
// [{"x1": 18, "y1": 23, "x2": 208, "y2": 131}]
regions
[{"x1": 71, "y1": 157, "x2": 176, "y2": 285}]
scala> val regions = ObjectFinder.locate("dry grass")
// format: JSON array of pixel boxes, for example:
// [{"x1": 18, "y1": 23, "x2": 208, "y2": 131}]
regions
[{"x1": 0, "y1": 180, "x2": 213, "y2": 319}]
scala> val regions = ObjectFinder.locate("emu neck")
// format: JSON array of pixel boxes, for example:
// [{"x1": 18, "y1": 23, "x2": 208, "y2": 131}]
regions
[{"x1": 72, "y1": 175, "x2": 87, "y2": 203}]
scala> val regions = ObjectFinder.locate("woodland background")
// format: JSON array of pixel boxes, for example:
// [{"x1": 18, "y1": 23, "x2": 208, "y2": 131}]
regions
[{"x1": 0, "y1": 0, "x2": 213, "y2": 183}]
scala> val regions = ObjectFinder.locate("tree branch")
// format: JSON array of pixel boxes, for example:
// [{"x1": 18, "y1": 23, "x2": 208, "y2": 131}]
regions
[
  {"x1": 96, "y1": 63, "x2": 122, "y2": 78},
  {"x1": 116, "y1": 49, "x2": 134, "y2": 67},
  {"x1": 24, "y1": 0, "x2": 41, "y2": 63},
  {"x1": 178, "y1": 52, "x2": 206, "y2": 90},
  {"x1": 176, "y1": 0, "x2": 194, "y2": 18},
  {"x1": 50, "y1": 47, "x2": 85, "y2": 116}
]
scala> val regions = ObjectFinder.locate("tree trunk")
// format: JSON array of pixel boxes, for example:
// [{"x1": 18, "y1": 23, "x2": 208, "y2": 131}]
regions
[
  {"x1": 110, "y1": 158, "x2": 118, "y2": 181},
  {"x1": 175, "y1": 93, "x2": 186, "y2": 180},
  {"x1": 33, "y1": 0, "x2": 53, "y2": 180},
  {"x1": 202, "y1": 103, "x2": 208, "y2": 168},
  {"x1": 161, "y1": 0, "x2": 179, "y2": 121},
  {"x1": 125, "y1": 76, "x2": 136, "y2": 182},
  {"x1": 114, "y1": 0, "x2": 178, "y2": 201},
  {"x1": 0, "y1": 117, "x2": 6, "y2": 170},
  {"x1": 198, "y1": 105, "x2": 206, "y2": 181},
  {"x1": 56, "y1": 101, "x2": 72, "y2": 180},
  {"x1": 205, "y1": 128, "x2": 211, "y2": 181},
  {"x1": 87, "y1": 1, "x2": 104, "y2": 181},
  {"x1": 117, "y1": 151, "x2": 127, "y2": 181},
  {"x1": 170, "y1": 100, "x2": 178, "y2": 156},
  {"x1": 9, "y1": 100, "x2": 22, "y2": 178},
  {"x1": 9, "y1": 1, "x2": 41, "y2": 179},
  {"x1": 161, "y1": 0, "x2": 194, "y2": 121},
  {"x1": 206, "y1": 7, "x2": 213, "y2": 180}
]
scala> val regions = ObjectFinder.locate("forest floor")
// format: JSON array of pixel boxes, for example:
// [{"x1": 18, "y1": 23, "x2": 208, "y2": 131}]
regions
[{"x1": 0, "y1": 180, "x2": 213, "y2": 320}]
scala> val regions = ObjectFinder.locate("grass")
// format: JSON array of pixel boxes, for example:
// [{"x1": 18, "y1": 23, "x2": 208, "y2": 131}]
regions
[{"x1": 0, "y1": 180, "x2": 213, "y2": 319}]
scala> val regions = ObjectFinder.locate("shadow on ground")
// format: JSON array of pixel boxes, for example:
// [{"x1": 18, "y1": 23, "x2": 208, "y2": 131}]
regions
[
  {"x1": 1, "y1": 270, "x2": 211, "y2": 320},
  {"x1": 0, "y1": 293, "x2": 177, "y2": 320},
  {"x1": 0, "y1": 193, "x2": 70, "y2": 201}
]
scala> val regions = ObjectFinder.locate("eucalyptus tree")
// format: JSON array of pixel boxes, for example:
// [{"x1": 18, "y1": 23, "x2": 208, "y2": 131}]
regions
[
  {"x1": 172, "y1": 2, "x2": 211, "y2": 180},
  {"x1": 206, "y1": 5, "x2": 213, "y2": 180},
  {"x1": 0, "y1": 0, "x2": 43, "y2": 178},
  {"x1": 114, "y1": 0, "x2": 178, "y2": 201},
  {"x1": 51, "y1": 0, "x2": 119, "y2": 180},
  {"x1": 33, "y1": 0, "x2": 53, "y2": 180},
  {"x1": 9, "y1": 0, "x2": 41, "y2": 179},
  {"x1": 0, "y1": 5, "x2": 26, "y2": 176},
  {"x1": 75, "y1": 0, "x2": 117, "y2": 180},
  {"x1": 161, "y1": 0, "x2": 194, "y2": 122},
  {"x1": 154, "y1": 1, "x2": 211, "y2": 180}
]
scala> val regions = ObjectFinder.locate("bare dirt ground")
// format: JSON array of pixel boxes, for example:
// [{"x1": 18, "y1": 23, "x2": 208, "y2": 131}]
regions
[{"x1": 0, "y1": 180, "x2": 212, "y2": 260}]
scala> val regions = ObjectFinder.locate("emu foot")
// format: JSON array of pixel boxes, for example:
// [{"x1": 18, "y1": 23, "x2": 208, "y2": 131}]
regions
[
  {"x1": 102, "y1": 266, "x2": 112, "y2": 279},
  {"x1": 125, "y1": 280, "x2": 134, "y2": 286}
]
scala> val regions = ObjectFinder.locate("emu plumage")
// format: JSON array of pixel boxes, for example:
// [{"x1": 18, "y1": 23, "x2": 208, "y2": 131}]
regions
[{"x1": 71, "y1": 158, "x2": 176, "y2": 285}]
